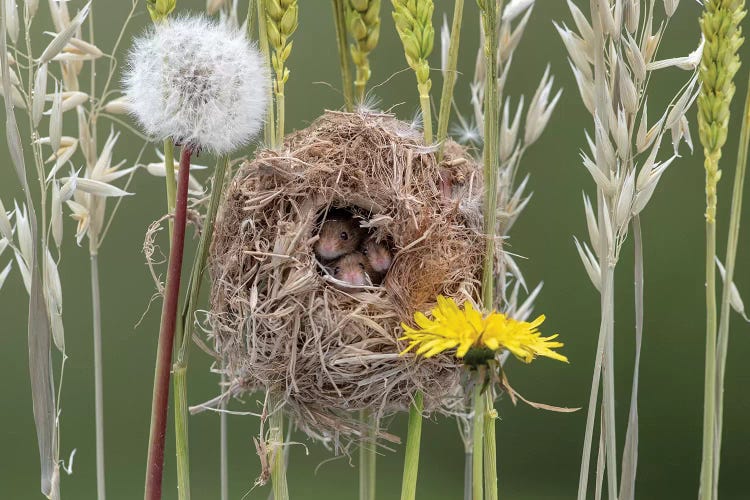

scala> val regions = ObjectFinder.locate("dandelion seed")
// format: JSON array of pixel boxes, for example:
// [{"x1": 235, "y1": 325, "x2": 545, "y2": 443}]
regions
[{"x1": 123, "y1": 15, "x2": 269, "y2": 154}]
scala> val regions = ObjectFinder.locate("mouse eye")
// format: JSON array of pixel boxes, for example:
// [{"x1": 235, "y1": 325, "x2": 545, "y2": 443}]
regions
[
  {"x1": 333, "y1": 266, "x2": 340, "y2": 275},
  {"x1": 362, "y1": 247, "x2": 368, "y2": 255},
  {"x1": 358, "y1": 263, "x2": 365, "y2": 270},
  {"x1": 340, "y1": 231, "x2": 349, "y2": 241}
]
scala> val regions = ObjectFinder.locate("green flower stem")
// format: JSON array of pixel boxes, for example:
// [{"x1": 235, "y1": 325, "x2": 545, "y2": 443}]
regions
[
  {"x1": 483, "y1": 386, "x2": 497, "y2": 500},
  {"x1": 269, "y1": 392, "x2": 289, "y2": 500},
  {"x1": 472, "y1": 370, "x2": 484, "y2": 500},
  {"x1": 400, "y1": 391, "x2": 424, "y2": 500},
  {"x1": 359, "y1": 409, "x2": 377, "y2": 500},
  {"x1": 713, "y1": 72, "x2": 750, "y2": 498},
  {"x1": 164, "y1": 138, "x2": 176, "y2": 238},
  {"x1": 332, "y1": 0, "x2": 354, "y2": 111},
  {"x1": 436, "y1": 0, "x2": 464, "y2": 159}
]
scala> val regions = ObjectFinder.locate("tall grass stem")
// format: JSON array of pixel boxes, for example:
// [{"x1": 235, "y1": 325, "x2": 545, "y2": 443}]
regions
[
  {"x1": 700, "y1": 218, "x2": 717, "y2": 500},
  {"x1": 713, "y1": 72, "x2": 750, "y2": 498},
  {"x1": 436, "y1": 0, "x2": 463, "y2": 159},
  {"x1": 359, "y1": 409, "x2": 376, "y2": 500},
  {"x1": 332, "y1": 0, "x2": 354, "y2": 111},
  {"x1": 269, "y1": 392, "x2": 289, "y2": 500},
  {"x1": 90, "y1": 252, "x2": 106, "y2": 500}
]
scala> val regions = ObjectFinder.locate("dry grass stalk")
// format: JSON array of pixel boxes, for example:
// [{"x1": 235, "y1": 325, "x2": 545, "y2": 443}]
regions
[{"x1": 205, "y1": 110, "x2": 486, "y2": 445}]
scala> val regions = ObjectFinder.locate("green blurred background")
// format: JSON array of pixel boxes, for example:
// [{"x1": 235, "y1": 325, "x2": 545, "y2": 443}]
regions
[{"x1": 1, "y1": 0, "x2": 749, "y2": 498}]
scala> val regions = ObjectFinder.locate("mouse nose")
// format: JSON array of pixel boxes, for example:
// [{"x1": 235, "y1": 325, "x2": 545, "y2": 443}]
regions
[{"x1": 342, "y1": 270, "x2": 366, "y2": 286}]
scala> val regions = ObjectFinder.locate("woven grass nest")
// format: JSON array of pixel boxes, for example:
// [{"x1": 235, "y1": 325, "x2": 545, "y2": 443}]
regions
[{"x1": 209, "y1": 110, "x2": 487, "y2": 443}]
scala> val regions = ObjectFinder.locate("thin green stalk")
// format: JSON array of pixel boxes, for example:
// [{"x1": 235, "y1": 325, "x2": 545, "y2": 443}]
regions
[
  {"x1": 419, "y1": 94, "x2": 433, "y2": 144},
  {"x1": 464, "y1": 450, "x2": 473, "y2": 500},
  {"x1": 332, "y1": 0, "x2": 354, "y2": 111},
  {"x1": 713, "y1": 72, "x2": 750, "y2": 498},
  {"x1": 220, "y1": 370, "x2": 228, "y2": 500},
  {"x1": 269, "y1": 392, "x2": 289, "y2": 500},
  {"x1": 90, "y1": 251, "x2": 106, "y2": 500},
  {"x1": 483, "y1": 386, "x2": 497, "y2": 500},
  {"x1": 400, "y1": 391, "x2": 424, "y2": 500},
  {"x1": 359, "y1": 409, "x2": 377, "y2": 500},
  {"x1": 173, "y1": 156, "x2": 231, "y2": 500},
  {"x1": 436, "y1": 0, "x2": 464, "y2": 159},
  {"x1": 276, "y1": 91, "x2": 285, "y2": 146},
  {"x1": 173, "y1": 366, "x2": 190, "y2": 500},
  {"x1": 164, "y1": 138, "x2": 176, "y2": 237},
  {"x1": 256, "y1": 0, "x2": 276, "y2": 148},
  {"x1": 700, "y1": 219, "x2": 717, "y2": 500},
  {"x1": 472, "y1": 373, "x2": 484, "y2": 500}
]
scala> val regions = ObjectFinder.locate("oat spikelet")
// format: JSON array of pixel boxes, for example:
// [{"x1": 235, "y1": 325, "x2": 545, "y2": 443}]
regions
[
  {"x1": 698, "y1": 0, "x2": 746, "y2": 222},
  {"x1": 346, "y1": 0, "x2": 381, "y2": 101}
]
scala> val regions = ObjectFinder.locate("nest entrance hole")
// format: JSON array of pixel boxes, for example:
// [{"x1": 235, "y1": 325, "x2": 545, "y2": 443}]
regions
[{"x1": 313, "y1": 205, "x2": 395, "y2": 290}]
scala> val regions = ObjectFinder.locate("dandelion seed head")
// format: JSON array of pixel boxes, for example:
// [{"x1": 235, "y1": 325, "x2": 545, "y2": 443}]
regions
[{"x1": 123, "y1": 15, "x2": 269, "y2": 155}]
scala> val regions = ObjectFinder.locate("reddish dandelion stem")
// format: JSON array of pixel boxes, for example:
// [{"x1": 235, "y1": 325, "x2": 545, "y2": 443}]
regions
[{"x1": 145, "y1": 145, "x2": 192, "y2": 500}]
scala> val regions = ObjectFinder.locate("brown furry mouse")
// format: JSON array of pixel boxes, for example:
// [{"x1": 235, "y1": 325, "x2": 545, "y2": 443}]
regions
[
  {"x1": 361, "y1": 236, "x2": 393, "y2": 278},
  {"x1": 328, "y1": 252, "x2": 376, "y2": 289},
  {"x1": 314, "y1": 214, "x2": 366, "y2": 261}
]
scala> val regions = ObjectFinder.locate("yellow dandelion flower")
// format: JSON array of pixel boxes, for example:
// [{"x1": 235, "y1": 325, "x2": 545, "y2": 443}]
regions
[{"x1": 399, "y1": 295, "x2": 568, "y2": 364}]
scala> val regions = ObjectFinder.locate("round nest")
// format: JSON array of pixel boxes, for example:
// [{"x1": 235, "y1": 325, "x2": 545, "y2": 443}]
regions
[{"x1": 209, "y1": 110, "x2": 485, "y2": 442}]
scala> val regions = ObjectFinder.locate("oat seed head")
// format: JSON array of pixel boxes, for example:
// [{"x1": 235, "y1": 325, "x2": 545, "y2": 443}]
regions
[{"x1": 123, "y1": 15, "x2": 270, "y2": 155}]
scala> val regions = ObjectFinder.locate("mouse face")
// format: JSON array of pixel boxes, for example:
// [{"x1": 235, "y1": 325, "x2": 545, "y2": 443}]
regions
[
  {"x1": 314, "y1": 215, "x2": 365, "y2": 260},
  {"x1": 329, "y1": 252, "x2": 373, "y2": 288},
  {"x1": 361, "y1": 237, "x2": 393, "y2": 275}
]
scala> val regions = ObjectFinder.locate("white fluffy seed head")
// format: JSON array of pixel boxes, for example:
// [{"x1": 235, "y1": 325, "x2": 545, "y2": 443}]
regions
[{"x1": 123, "y1": 15, "x2": 269, "y2": 155}]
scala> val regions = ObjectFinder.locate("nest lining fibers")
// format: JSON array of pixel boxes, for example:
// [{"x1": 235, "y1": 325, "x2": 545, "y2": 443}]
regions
[{"x1": 209, "y1": 110, "x2": 487, "y2": 443}]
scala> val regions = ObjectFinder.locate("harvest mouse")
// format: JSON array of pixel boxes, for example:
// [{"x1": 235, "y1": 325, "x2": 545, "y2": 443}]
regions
[
  {"x1": 313, "y1": 213, "x2": 366, "y2": 261},
  {"x1": 360, "y1": 236, "x2": 393, "y2": 278},
  {"x1": 328, "y1": 252, "x2": 375, "y2": 289}
]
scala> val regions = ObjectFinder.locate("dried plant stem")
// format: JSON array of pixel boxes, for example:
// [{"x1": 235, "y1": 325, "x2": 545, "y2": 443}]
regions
[
  {"x1": 164, "y1": 139, "x2": 176, "y2": 237},
  {"x1": 90, "y1": 251, "x2": 106, "y2": 500},
  {"x1": 713, "y1": 73, "x2": 750, "y2": 498},
  {"x1": 483, "y1": 386, "x2": 498, "y2": 500},
  {"x1": 619, "y1": 216, "x2": 644, "y2": 500},
  {"x1": 471, "y1": 372, "x2": 484, "y2": 500},
  {"x1": 700, "y1": 218, "x2": 717, "y2": 500},
  {"x1": 332, "y1": 0, "x2": 354, "y2": 111},
  {"x1": 400, "y1": 391, "x2": 424, "y2": 500},
  {"x1": 359, "y1": 409, "x2": 376, "y2": 500},
  {"x1": 145, "y1": 146, "x2": 192, "y2": 500},
  {"x1": 601, "y1": 262, "x2": 617, "y2": 500},
  {"x1": 436, "y1": 0, "x2": 463, "y2": 158},
  {"x1": 269, "y1": 392, "x2": 289, "y2": 500}
]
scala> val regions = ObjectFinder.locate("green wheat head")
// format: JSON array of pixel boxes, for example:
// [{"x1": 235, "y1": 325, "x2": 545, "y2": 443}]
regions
[
  {"x1": 347, "y1": 0, "x2": 381, "y2": 99},
  {"x1": 698, "y1": 0, "x2": 746, "y2": 222},
  {"x1": 391, "y1": 0, "x2": 434, "y2": 98}
]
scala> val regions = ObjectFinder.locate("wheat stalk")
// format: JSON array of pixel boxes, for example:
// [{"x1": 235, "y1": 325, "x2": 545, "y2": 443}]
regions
[{"x1": 346, "y1": 0, "x2": 381, "y2": 101}]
